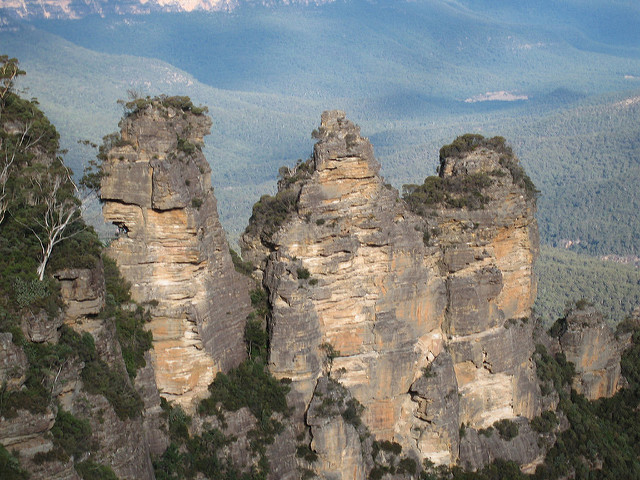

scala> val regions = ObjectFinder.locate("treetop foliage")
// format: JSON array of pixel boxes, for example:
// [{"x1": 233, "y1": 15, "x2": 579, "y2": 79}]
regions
[
  {"x1": 0, "y1": 55, "x2": 25, "y2": 107},
  {"x1": 0, "y1": 56, "x2": 97, "y2": 299},
  {"x1": 438, "y1": 134, "x2": 512, "y2": 163},
  {"x1": 121, "y1": 94, "x2": 208, "y2": 117},
  {"x1": 402, "y1": 171, "x2": 495, "y2": 213},
  {"x1": 402, "y1": 134, "x2": 537, "y2": 215}
]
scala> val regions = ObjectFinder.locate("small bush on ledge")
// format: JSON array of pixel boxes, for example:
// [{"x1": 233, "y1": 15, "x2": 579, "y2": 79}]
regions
[
  {"x1": 494, "y1": 418, "x2": 519, "y2": 441},
  {"x1": 123, "y1": 94, "x2": 208, "y2": 117}
]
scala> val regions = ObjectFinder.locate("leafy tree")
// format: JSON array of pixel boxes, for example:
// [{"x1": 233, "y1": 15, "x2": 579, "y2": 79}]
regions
[
  {"x1": 0, "y1": 55, "x2": 24, "y2": 110},
  {"x1": 0, "y1": 56, "x2": 94, "y2": 281},
  {"x1": 75, "y1": 460, "x2": 119, "y2": 480}
]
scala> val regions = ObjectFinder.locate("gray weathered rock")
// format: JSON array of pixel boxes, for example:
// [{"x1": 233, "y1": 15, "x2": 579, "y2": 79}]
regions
[
  {"x1": 0, "y1": 332, "x2": 27, "y2": 388},
  {"x1": 459, "y1": 418, "x2": 545, "y2": 472},
  {"x1": 409, "y1": 351, "x2": 460, "y2": 465},
  {"x1": 54, "y1": 263, "x2": 106, "y2": 320}
]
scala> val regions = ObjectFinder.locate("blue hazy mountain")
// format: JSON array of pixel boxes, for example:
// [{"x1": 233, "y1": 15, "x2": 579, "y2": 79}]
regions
[
  {"x1": 29, "y1": 0, "x2": 640, "y2": 104},
  {"x1": 450, "y1": 0, "x2": 640, "y2": 51}
]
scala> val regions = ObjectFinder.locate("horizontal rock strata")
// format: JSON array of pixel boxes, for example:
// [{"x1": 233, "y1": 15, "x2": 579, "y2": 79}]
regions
[
  {"x1": 242, "y1": 112, "x2": 542, "y2": 476},
  {"x1": 101, "y1": 100, "x2": 251, "y2": 410}
]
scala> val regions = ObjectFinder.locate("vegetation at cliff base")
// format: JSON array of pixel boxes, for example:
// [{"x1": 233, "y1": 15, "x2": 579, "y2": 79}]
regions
[
  {"x1": 199, "y1": 360, "x2": 290, "y2": 424},
  {"x1": 154, "y1": 283, "x2": 290, "y2": 480},
  {"x1": 34, "y1": 408, "x2": 92, "y2": 464},
  {"x1": 419, "y1": 321, "x2": 640, "y2": 479},
  {"x1": 74, "y1": 460, "x2": 119, "y2": 480},
  {"x1": 529, "y1": 345, "x2": 640, "y2": 478},
  {"x1": 198, "y1": 309, "x2": 290, "y2": 473},
  {"x1": 154, "y1": 400, "x2": 244, "y2": 480},
  {"x1": 531, "y1": 337, "x2": 640, "y2": 479},
  {"x1": 155, "y1": 366, "x2": 290, "y2": 480}
]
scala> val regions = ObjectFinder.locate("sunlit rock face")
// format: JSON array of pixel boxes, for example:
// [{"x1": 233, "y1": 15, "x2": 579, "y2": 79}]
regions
[
  {"x1": 242, "y1": 111, "x2": 541, "y2": 475},
  {"x1": 559, "y1": 305, "x2": 623, "y2": 399},
  {"x1": 101, "y1": 99, "x2": 251, "y2": 410}
]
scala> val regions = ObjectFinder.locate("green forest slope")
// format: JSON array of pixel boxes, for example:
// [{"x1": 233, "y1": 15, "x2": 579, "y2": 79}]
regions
[{"x1": 535, "y1": 246, "x2": 640, "y2": 325}]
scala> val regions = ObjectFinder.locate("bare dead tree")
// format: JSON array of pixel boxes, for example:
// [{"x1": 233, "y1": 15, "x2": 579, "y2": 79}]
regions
[
  {"x1": 0, "y1": 57, "x2": 27, "y2": 221},
  {"x1": 0, "y1": 140, "x2": 13, "y2": 226},
  {"x1": 28, "y1": 161, "x2": 83, "y2": 281}
]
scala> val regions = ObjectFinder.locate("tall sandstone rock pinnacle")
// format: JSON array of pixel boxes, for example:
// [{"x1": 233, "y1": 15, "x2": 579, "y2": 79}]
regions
[
  {"x1": 100, "y1": 98, "x2": 251, "y2": 410},
  {"x1": 242, "y1": 111, "x2": 542, "y2": 476}
]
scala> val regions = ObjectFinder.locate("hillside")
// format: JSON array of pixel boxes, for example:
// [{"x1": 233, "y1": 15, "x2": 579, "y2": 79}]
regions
[
  {"x1": 5, "y1": 1, "x2": 639, "y2": 255},
  {"x1": 30, "y1": 1, "x2": 640, "y2": 101},
  {"x1": 535, "y1": 246, "x2": 640, "y2": 325}
]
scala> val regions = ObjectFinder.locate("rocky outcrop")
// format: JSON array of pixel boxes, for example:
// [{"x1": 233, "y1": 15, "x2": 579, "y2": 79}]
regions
[
  {"x1": 0, "y1": 262, "x2": 159, "y2": 480},
  {"x1": 459, "y1": 418, "x2": 545, "y2": 473},
  {"x1": 55, "y1": 263, "x2": 158, "y2": 479},
  {"x1": 409, "y1": 352, "x2": 460, "y2": 466},
  {"x1": 54, "y1": 265, "x2": 105, "y2": 320},
  {"x1": 101, "y1": 98, "x2": 251, "y2": 410},
  {"x1": 243, "y1": 111, "x2": 447, "y2": 476},
  {"x1": 242, "y1": 112, "x2": 542, "y2": 476},
  {"x1": 558, "y1": 305, "x2": 623, "y2": 399},
  {"x1": 306, "y1": 376, "x2": 375, "y2": 480},
  {"x1": 0, "y1": 332, "x2": 28, "y2": 388}
]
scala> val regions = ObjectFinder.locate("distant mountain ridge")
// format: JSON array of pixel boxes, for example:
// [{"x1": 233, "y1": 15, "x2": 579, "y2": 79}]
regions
[{"x1": 0, "y1": 0, "x2": 332, "y2": 18}]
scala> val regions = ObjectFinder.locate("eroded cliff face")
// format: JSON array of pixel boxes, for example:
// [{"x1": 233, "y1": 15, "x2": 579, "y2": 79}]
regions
[
  {"x1": 0, "y1": 263, "x2": 158, "y2": 480},
  {"x1": 432, "y1": 145, "x2": 542, "y2": 431},
  {"x1": 241, "y1": 112, "x2": 542, "y2": 476},
  {"x1": 100, "y1": 100, "x2": 251, "y2": 410},
  {"x1": 558, "y1": 306, "x2": 623, "y2": 399}
]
